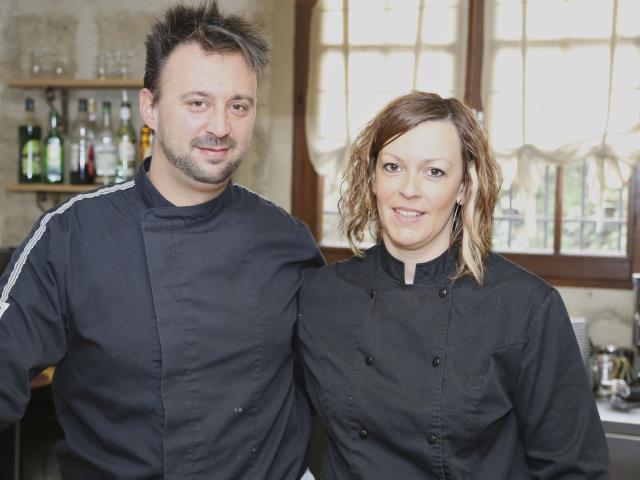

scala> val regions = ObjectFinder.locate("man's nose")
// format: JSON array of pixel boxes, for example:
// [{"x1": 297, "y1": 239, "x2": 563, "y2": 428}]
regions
[{"x1": 205, "y1": 107, "x2": 231, "y2": 138}]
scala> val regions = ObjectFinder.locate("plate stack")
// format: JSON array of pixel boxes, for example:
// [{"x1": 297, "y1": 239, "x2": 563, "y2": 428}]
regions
[{"x1": 570, "y1": 317, "x2": 592, "y2": 383}]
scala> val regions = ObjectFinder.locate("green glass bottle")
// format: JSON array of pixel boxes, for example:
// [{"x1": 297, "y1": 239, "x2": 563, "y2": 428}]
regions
[
  {"x1": 115, "y1": 99, "x2": 137, "y2": 183},
  {"x1": 18, "y1": 97, "x2": 42, "y2": 183},
  {"x1": 44, "y1": 109, "x2": 64, "y2": 183}
]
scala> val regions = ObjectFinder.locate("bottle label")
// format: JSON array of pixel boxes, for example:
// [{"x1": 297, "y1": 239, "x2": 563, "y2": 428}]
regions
[
  {"x1": 95, "y1": 145, "x2": 117, "y2": 177},
  {"x1": 117, "y1": 141, "x2": 136, "y2": 181},
  {"x1": 21, "y1": 139, "x2": 41, "y2": 176},
  {"x1": 118, "y1": 141, "x2": 135, "y2": 164},
  {"x1": 46, "y1": 144, "x2": 62, "y2": 181},
  {"x1": 70, "y1": 143, "x2": 80, "y2": 171}
]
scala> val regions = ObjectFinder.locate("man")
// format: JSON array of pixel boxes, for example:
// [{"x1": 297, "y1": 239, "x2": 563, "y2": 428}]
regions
[{"x1": 0, "y1": 2, "x2": 323, "y2": 478}]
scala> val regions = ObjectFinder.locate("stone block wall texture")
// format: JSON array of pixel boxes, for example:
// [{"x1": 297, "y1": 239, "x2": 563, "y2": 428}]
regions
[{"x1": 0, "y1": 0, "x2": 635, "y2": 348}]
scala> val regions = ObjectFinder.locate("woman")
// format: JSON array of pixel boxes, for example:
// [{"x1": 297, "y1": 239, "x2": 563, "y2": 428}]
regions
[{"x1": 297, "y1": 91, "x2": 609, "y2": 479}]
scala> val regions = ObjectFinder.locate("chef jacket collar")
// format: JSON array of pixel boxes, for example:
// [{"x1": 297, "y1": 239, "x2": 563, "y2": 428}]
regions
[
  {"x1": 379, "y1": 241, "x2": 456, "y2": 286},
  {"x1": 136, "y1": 157, "x2": 235, "y2": 221}
]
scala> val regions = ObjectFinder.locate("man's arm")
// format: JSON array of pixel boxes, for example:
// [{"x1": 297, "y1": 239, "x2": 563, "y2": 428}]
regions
[{"x1": 0, "y1": 216, "x2": 68, "y2": 430}]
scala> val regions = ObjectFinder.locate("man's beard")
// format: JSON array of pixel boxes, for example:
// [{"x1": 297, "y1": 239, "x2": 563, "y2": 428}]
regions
[{"x1": 158, "y1": 132, "x2": 243, "y2": 185}]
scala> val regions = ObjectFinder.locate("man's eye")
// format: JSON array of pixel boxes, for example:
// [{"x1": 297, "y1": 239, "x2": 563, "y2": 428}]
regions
[
  {"x1": 189, "y1": 100, "x2": 206, "y2": 108},
  {"x1": 383, "y1": 163, "x2": 399, "y2": 173},
  {"x1": 230, "y1": 104, "x2": 248, "y2": 112}
]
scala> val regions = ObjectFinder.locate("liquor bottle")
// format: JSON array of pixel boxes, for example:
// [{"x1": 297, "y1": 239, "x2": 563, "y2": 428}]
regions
[
  {"x1": 87, "y1": 97, "x2": 98, "y2": 132},
  {"x1": 43, "y1": 109, "x2": 64, "y2": 183},
  {"x1": 94, "y1": 101, "x2": 117, "y2": 185},
  {"x1": 18, "y1": 97, "x2": 42, "y2": 183},
  {"x1": 140, "y1": 124, "x2": 154, "y2": 162},
  {"x1": 115, "y1": 99, "x2": 137, "y2": 183},
  {"x1": 69, "y1": 98, "x2": 96, "y2": 184}
]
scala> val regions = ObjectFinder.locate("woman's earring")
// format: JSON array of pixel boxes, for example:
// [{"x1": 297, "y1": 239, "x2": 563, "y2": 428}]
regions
[{"x1": 452, "y1": 202, "x2": 461, "y2": 233}]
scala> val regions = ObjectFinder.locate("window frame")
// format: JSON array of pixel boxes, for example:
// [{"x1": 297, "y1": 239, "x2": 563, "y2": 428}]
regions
[{"x1": 292, "y1": 0, "x2": 640, "y2": 289}]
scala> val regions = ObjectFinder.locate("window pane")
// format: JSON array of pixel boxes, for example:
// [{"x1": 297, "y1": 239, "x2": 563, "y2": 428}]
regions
[
  {"x1": 561, "y1": 160, "x2": 628, "y2": 255},
  {"x1": 527, "y1": 0, "x2": 613, "y2": 40},
  {"x1": 617, "y1": 0, "x2": 640, "y2": 37},
  {"x1": 415, "y1": 51, "x2": 458, "y2": 96},
  {"x1": 421, "y1": 0, "x2": 463, "y2": 45},
  {"x1": 349, "y1": 0, "x2": 421, "y2": 46},
  {"x1": 493, "y1": 161, "x2": 555, "y2": 253},
  {"x1": 493, "y1": 0, "x2": 522, "y2": 41}
]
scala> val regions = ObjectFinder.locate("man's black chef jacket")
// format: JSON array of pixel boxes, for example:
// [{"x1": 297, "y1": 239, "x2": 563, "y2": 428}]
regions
[
  {"x1": 0, "y1": 158, "x2": 324, "y2": 479},
  {"x1": 297, "y1": 243, "x2": 610, "y2": 479}
]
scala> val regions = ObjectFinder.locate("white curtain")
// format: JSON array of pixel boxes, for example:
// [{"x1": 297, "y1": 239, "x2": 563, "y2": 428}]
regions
[
  {"x1": 482, "y1": 0, "x2": 640, "y2": 232},
  {"x1": 305, "y1": 0, "x2": 469, "y2": 188}
]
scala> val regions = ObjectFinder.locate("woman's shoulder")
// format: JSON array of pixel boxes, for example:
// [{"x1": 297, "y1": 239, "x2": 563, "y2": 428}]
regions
[
  {"x1": 483, "y1": 251, "x2": 553, "y2": 294},
  {"x1": 303, "y1": 252, "x2": 369, "y2": 286},
  {"x1": 300, "y1": 246, "x2": 379, "y2": 298}
]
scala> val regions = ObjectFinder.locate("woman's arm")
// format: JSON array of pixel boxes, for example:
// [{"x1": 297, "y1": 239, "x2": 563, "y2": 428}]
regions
[{"x1": 514, "y1": 289, "x2": 610, "y2": 479}]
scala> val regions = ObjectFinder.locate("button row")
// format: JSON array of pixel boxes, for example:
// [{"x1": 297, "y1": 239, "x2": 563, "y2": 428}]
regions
[
  {"x1": 363, "y1": 353, "x2": 441, "y2": 367},
  {"x1": 358, "y1": 428, "x2": 438, "y2": 445},
  {"x1": 369, "y1": 288, "x2": 448, "y2": 298}
]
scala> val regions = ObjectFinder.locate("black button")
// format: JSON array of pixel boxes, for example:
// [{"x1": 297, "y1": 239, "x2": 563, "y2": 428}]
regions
[
  {"x1": 359, "y1": 429, "x2": 368, "y2": 439},
  {"x1": 369, "y1": 289, "x2": 376, "y2": 298},
  {"x1": 438, "y1": 288, "x2": 448, "y2": 298},
  {"x1": 432, "y1": 356, "x2": 441, "y2": 367},
  {"x1": 365, "y1": 354, "x2": 374, "y2": 366},
  {"x1": 427, "y1": 433, "x2": 437, "y2": 445}
]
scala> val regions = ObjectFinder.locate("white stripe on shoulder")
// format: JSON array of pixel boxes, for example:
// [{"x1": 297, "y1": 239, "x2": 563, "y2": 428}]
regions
[{"x1": 0, "y1": 181, "x2": 135, "y2": 315}]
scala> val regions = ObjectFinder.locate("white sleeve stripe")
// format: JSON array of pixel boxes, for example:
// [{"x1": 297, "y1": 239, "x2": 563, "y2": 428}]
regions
[{"x1": 0, "y1": 181, "x2": 136, "y2": 307}]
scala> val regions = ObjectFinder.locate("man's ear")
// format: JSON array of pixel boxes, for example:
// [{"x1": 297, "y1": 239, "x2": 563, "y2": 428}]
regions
[{"x1": 139, "y1": 88, "x2": 157, "y2": 130}]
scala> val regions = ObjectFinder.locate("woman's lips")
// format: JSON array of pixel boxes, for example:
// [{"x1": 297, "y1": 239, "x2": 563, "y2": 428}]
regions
[{"x1": 392, "y1": 207, "x2": 425, "y2": 222}]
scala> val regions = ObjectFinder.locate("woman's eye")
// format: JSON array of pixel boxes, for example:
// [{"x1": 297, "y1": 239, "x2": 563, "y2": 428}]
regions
[
  {"x1": 383, "y1": 163, "x2": 400, "y2": 173},
  {"x1": 427, "y1": 168, "x2": 445, "y2": 177}
]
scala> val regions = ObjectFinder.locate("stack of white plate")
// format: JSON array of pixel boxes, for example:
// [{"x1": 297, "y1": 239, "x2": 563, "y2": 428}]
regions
[{"x1": 570, "y1": 317, "x2": 592, "y2": 382}]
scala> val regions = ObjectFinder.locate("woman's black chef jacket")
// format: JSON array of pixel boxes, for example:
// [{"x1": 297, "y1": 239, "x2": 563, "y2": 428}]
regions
[
  {"x1": 297, "y1": 243, "x2": 610, "y2": 479},
  {"x1": 0, "y1": 159, "x2": 324, "y2": 479}
]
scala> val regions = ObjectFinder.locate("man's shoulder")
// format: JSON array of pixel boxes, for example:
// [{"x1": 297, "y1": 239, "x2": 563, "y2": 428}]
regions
[
  {"x1": 44, "y1": 181, "x2": 137, "y2": 230},
  {"x1": 231, "y1": 184, "x2": 307, "y2": 231}
]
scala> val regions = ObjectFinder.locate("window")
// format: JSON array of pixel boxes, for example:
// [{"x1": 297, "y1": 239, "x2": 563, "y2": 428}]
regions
[{"x1": 293, "y1": 0, "x2": 640, "y2": 288}]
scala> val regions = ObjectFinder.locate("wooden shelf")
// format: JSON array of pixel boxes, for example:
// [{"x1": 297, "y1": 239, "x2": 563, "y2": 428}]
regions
[
  {"x1": 4, "y1": 182, "x2": 97, "y2": 194},
  {"x1": 8, "y1": 78, "x2": 142, "y2": 89}
]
